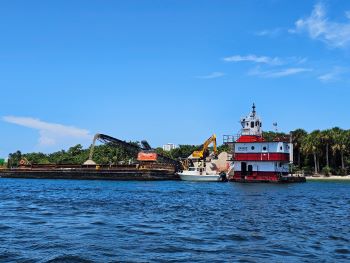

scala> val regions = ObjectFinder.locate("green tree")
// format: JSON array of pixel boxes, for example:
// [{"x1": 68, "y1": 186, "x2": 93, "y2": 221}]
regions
[
  {"x1": 320, "y1": 129, "x2": 332, "y2": 168},
  {"x1": 24, "y1": 152, "x2": 50, "y2": 164},
  {"x1": 8, "y1": 150, "x2": 22, "y2": 167},
  {"x1": 291, "y1": 129, "x2": 307, "y2": 168},
  {"x1": 301, "y1": 130, "x2": 321, "y2": 174},
  {"x1": 262, "y1": 131, "x2": 287, "y2": 141},
  {"x1": 217, "y1": 144, "x2": 231, "y2": 153},
  {"x1": 169, "y1": 145, "x2": 200, "y2": 159},
  {"x1": 331, "y1": 127, "x2": 348, "y2": 171}
]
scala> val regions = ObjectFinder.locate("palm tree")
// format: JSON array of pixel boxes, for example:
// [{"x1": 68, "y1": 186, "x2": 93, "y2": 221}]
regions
[
  {"x1": 320, "y1": 129, "x2": 332, "y2": 168},
  {"x1": 301, "y1": 130, "x2": 321, "y2": 174},
  {"x1": 331, "y1": 127, "x2": 347, "y2": 170},
  {"x1": 346, "y1": 130, "x2": 350, "y2": 170},
  {"x1": 291, "y1": 129, "x2": 307, "y2": 168}
]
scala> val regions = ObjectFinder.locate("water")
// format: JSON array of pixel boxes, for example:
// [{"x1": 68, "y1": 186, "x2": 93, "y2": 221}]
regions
[{"x1": 0, "y1": 178, "x2": 349, "y2": 263}]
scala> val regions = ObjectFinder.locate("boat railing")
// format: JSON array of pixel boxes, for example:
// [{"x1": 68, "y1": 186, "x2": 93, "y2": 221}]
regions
[
  {"x1": 189, "y1": 167, "x2": 204, "y2": 172},
  {"x1": 223, "y1": 133, "x2": 241, "y2": 144}
]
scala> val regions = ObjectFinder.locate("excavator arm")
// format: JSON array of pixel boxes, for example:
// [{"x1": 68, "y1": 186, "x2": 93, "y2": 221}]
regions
[{"x1": 192, "y1": 134, "x2": 217, "y2": 159}]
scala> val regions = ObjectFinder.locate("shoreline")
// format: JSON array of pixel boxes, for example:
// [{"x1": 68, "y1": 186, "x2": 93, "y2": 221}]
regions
[{"x1": 306, "y1": 175, "x2": 350, "y2": 181}]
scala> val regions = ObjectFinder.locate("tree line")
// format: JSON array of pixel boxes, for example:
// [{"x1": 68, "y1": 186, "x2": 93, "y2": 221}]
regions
[
  {"x1": 7, "y1": 142, "x2": 229, "y2": 167},
  {"x1": 290, "y1": 128, "x2": 350, "y2": 175},
  {"x1": 264, "y1": 128, "x2": 350, "y2": 175},
  {"x1": 8, "y1": 143, "x2": 137, "y2": 167},
  {"x1": 6, "y1": 127, "x2": 350, "y2": 175}
]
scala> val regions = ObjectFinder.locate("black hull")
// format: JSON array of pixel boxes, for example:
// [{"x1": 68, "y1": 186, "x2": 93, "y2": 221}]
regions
[{"x1": 0, "y1": 168, "x2": 179, "y2": 181}]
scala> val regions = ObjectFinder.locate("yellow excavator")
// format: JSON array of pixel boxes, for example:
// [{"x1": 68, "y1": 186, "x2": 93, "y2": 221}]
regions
[{"x1": 192, "y1": 134, "x2": 217, "y2": 159}]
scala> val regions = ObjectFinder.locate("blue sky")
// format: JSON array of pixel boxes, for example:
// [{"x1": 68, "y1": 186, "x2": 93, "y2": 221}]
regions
[{"x1": 1, "y1": 0, "x2": 350, "y2": 156}]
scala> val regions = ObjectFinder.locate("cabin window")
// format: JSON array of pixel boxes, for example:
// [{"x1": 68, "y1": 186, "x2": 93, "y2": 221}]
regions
[
  {"x1": 251, "y1": 146, "x2": 255, "y2": 150},
  {"x1": 260, "y1": 122, "x2": 262, "y2": 127},
  {"x1": 280, "y1": 146, "x2": 283, "y2": 150},
  {"x1": 246, "y1": 123, "x2": 249, "y2": 127},
  {"x1": 279, "y1": 162, "x2": 282, "y2": 167},
  {"x1": 251, "y1": 121, "x2": 254, "y2": 128},
  {"x1": 256, "y1": 121, "x2": 259, "y2": 126},
  {"x1": 263, "y1": 146, "x2": 267, "y2": 151}
]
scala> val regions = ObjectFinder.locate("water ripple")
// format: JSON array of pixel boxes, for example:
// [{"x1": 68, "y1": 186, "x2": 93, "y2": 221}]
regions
[{"x1": 0, "y1": 179, "x2": 349, "y2": 262}]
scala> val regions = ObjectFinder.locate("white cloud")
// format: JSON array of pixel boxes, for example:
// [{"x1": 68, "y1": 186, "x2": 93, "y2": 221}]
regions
[
  {"x1": 249, "y1": 67, "x2": 313, "y2": 78},
  {"x1": 291, "y1": 3, "x2": 350, "y2": 48},
  {"x1": 222, "y1": 54, "x2": 311, "y2": 79},
  {"x1": 318, "y1": 67, "x2": 348, "y2": 82},
  {"x1": 346, "y1": 11, "x2": 350, "y2": 20},
  {"x1": 255, "y1": 28, "x2": 282, "y2": 37},
  {"x1": 3, "y1": 116, "x2": 91, "y2": 147},
  {"x1": 318, "y1": 72, "x2": 334, "y2": 82},
  {"x1": 196, "y1": 72, "x2": 225, "y2": 79},
  {"x1": 295, "y1": 57, "x2": 308, "y2": 64},
  {"x1": 223, "y1": 54, "x2": 282, "y2": 65}
]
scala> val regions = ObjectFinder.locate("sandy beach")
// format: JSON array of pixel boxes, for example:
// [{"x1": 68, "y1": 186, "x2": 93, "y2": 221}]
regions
[{"x1": 306, "y1": 175, "x2": 350, "y2": 181}]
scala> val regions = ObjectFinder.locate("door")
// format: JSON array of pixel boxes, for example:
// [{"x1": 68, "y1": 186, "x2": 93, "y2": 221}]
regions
[
  {"x1": 248, "y1": 165, "x2": 253, "y2": 175},
  {"x1": 241, "y1": 162, "x2": 247, "y2": 178}
]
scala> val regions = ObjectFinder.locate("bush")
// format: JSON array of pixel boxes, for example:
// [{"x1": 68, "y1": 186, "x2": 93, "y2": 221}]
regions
[
  {"x1": 332, "y1": 167, "x2": 347, "y2": 175},
  {"x1": 290, "y1": 164, "x2": 303, "y2": 174},
  {"x1": 302, "y1": 166, "x2": 313, "y2": 175},
  {"x1": 340, "y1": 168, "x2": 347, "y2": 176},
  {"x1": 321, "y1": 166, "x2": 331, "y2": 176}
]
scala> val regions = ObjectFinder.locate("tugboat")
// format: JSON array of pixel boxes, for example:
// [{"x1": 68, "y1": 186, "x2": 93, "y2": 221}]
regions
[{"x1": 224, "y1": 104, "x2": 305, "y2": 183}]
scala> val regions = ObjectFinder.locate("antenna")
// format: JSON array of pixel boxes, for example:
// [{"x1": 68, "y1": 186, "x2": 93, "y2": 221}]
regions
[{"x1": 252, "y1": 103, "x2": 256, "y2": 117}]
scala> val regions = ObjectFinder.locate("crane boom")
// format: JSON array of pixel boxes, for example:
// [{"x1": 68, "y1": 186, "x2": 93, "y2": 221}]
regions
[
  {"x1": 87, "y1": 133, "x2": 141, "y2": 162},
  {"x1": 192, "y1": 134, "x2": 217, "y2": 159},
  {"x1": 85, "y1": 133, "x2": 182, "y2": 170}
]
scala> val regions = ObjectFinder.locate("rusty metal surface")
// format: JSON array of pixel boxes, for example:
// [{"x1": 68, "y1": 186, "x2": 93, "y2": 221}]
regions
[{"x1": 0, "y1": 163, "x2": 179, "y2": 181}]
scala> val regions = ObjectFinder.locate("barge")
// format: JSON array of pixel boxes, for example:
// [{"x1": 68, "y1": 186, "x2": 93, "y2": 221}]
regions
[
  {"x1": 0, "y1": 163, "x2": 179, "y2": 181},
  {"x1": 0, "y1": 133, "x2": 183, "y2": 181}
]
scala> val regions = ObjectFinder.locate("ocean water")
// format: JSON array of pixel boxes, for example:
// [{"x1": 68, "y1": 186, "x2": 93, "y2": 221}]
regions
[{"x1": 0, "y1": 178, "x2": 349, "y2": 263}]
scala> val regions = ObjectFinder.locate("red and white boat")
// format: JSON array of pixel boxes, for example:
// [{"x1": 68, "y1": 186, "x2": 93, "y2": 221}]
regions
[{"x1": 225, "y1": 104, "x2": 305, "y2": 183}]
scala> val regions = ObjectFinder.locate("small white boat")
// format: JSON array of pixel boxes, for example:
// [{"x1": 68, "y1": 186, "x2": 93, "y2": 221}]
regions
[{"x1": 178, "y1": 167, "x2": 221, "y2": 182}]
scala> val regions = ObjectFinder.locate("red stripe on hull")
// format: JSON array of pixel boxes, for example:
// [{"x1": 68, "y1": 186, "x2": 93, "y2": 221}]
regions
[
  {"x1": 233, "y1": 171, "x2": 288, "y2": 176},
  {"x1": 231, "y1": 171, "x2": 288, "y2": 182},
  {"x1": 234, "y1": 153, "x2": 289, "y2": 161},
  {"x1": 236, "y1": 135, "x2": 265, "y2": 142},
  {"x1": 230, "y1": 171, "x2": 306, "y2": 183}
]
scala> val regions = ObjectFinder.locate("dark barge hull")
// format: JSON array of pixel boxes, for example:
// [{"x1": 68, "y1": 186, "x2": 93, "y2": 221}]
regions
[
  {"x1": 229, "y1": 175, "x2": 306, "y2": 183},
  {"x1": 0, "y1": 164, "x2": 179, "y2": 181}
]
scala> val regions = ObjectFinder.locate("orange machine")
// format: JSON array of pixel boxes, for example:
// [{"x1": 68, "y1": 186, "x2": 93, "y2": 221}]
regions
[{"x1": 137, "y1": 152, "x2": 158, "y2": 161}]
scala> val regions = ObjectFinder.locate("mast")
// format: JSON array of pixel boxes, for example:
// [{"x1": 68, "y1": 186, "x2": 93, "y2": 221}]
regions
[{"x1": 252, "y1": 103, "x2": 256, "y2": 117}]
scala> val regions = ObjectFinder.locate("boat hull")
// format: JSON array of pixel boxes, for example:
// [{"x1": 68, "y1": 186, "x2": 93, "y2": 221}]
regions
[
  {"x1": 178, "y1": 173, "x2": 220, "y2": 182},
  {"x1": 229, "y1": 174, "x2": 306, "y2": 183}
]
